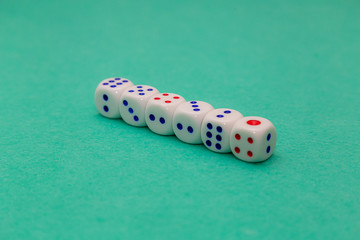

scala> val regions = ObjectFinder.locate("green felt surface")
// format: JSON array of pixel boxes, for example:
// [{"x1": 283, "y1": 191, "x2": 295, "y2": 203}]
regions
[{"x1": 1, "y1": 0, "x2": 359, "y2": 239}]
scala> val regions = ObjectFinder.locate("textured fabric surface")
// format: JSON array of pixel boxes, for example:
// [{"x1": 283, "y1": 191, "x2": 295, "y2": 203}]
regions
[{"x1": 1, "y1": 0, "x2": 359, "y2": 239}]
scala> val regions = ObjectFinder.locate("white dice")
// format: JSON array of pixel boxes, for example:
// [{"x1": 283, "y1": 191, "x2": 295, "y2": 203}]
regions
[
  {"x1": 94, "y1": 77, "x2": 134, "y2": 118},
  {"x1": 173, "y1": 101, "x2": 214, "y2": 144},
  {"x1": 145, "y1": 93, "x2": 186, "y2": 135},
  {"x1": 230, "y1": 116, "x2": 276, "y2": 162},
  {"x1": 119, "y1": 85, "x2": 159, "y2": 126},
  {"x1": 201, "y1": 109, "x2": 243, "y2": 153}
]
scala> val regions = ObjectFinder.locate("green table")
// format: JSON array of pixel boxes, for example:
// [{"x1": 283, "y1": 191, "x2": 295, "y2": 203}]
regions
[{"x1": 1, "y1": 0, "x2": 359, "y2": 239}]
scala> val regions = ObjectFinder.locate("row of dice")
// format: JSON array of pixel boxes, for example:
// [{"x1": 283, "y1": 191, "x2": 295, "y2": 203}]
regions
[{"x1": 94, "y1": 77, "x2": 277, "y2": 163}]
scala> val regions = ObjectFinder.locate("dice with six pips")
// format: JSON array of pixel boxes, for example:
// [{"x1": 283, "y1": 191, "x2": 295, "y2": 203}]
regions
[{"x1": 200, "y1": 109, "x2": 243, "y2": 153}]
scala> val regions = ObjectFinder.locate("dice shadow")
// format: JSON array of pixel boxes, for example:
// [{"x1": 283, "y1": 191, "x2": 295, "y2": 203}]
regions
[{"x1": 94, "y1": 112, "x2": 279, "y2": 166}]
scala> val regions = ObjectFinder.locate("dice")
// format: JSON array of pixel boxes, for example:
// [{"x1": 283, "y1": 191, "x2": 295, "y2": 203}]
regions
[
  {"x1": 94, "y1": 77, "x2": 134, "y2": 118},
  {"x1": 145, "y1": 93, "x2": 186, "y2": 135},
  {"x1": 230, "y1": 116, "x2": 276, "y2": 162},
  {"x1": 119, "y1": 85, "x2": 159, "y2": 126},
  {"x1": 172, "y1": 101, "x2": 214, "y2": 144},
  {"x1": 201, "y1": 109, "x2": 243, "y2": 153}
]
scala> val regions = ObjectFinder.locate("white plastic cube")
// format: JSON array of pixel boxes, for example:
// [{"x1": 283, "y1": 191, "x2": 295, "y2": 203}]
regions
[
  {"x1": 145, "y1": 93, "x2": 186, "y2": 135},
  {"x1": 230, "y1": 116, "x2": 277, "y2": 162},
  {"x1": 94, "y1": 77, "x2": 134, "y2": 118},
  {"x1": 173, "y1": 101, "x2": 214, "y2": 144},
  {"x1": 201, "y1": 108, "x2": 243, "y2": 153},
  {"x1": 119, "y1": 85, "x2": 159, "y2": 127}
]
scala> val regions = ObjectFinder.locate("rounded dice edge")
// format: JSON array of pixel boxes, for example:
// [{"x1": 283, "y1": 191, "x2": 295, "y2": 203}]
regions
[
  {"x1": 118, "y1": 85, "x2": 160, "y2": 126},
  {"x1": 200, "y1": 108, "x2": 244, "y2": 153},
  {"x1": 230, "y1": 116, "x2": 277, "y2": 163},
  {"x1": 94, "y1": 77, "x2": 134, "y2": 118}
]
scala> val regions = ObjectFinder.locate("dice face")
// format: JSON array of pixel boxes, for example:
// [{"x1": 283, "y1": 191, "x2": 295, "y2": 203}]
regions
[
  {"x1": 94, "y1": 77, "x2": 134, "y2": 118},
  {"x1": 145, "y1": 93, "x2": 186, "y2": 135},
  {"x1": 173, "y1": 101, "x2": 214, "y2": 144},
  {"x1": 201, "y1": 109, "x2": 243, "y2": 153},
  {"x1": 119, "y1": 85, "x2": 159, "y2": 127},
  {"x1": 230, "y1": 116, "x2": 277, "y2": 162}
]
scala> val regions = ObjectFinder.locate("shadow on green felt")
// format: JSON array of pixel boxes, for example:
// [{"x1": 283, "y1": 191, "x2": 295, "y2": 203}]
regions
[{"x1": 93, "y1": 112, "x2": 281, "y2": 168}]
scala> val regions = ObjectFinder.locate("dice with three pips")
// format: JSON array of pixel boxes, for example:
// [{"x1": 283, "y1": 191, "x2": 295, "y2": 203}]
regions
[
  {"x1": 119, "y1": 85, "x2": 159, "y2": 127},
  {"x1": 95, "y1": 77, "x2": 276, "y2": 162}
]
